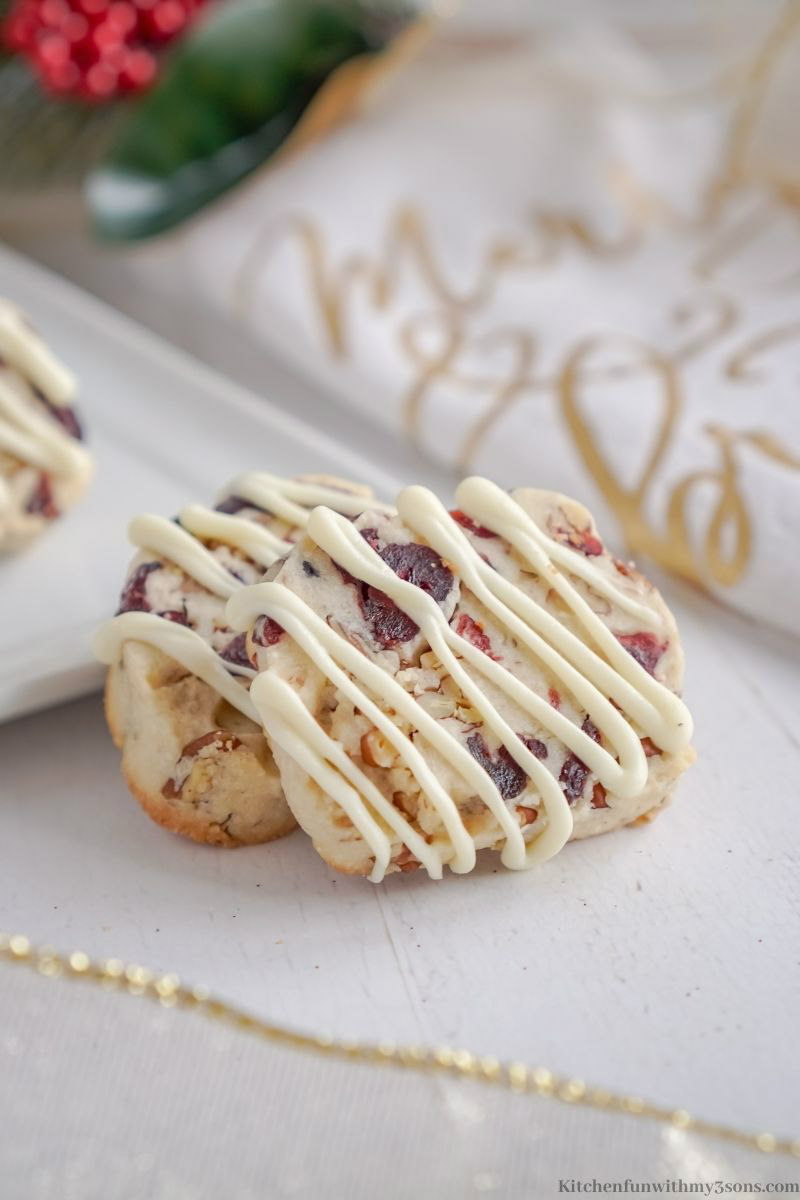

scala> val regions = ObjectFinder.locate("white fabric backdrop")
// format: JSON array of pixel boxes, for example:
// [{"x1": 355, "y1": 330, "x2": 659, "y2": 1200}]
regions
[{"x1": 122, "y1": 0, "x2": 800, "y2": 636}]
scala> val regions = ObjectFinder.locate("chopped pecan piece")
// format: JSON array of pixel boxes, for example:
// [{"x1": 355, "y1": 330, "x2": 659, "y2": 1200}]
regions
[{"x1": 162, "y1": 730, "x2": 242, "y2": 798}]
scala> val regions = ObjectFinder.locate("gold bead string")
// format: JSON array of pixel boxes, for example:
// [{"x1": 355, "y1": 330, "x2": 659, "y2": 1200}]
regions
[{"x1": 2, "y1": 932, "x2": 797, "y2": 1160}]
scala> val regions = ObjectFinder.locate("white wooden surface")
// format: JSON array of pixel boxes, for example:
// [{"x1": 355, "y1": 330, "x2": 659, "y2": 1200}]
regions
[{"x1": 0, "y1": 247, "x2": 798, "y2": 1143}]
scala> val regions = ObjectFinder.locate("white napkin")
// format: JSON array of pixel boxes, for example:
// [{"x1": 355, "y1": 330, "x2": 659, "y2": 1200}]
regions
[{"x1": 132, "y1": 1, "x2": 800, "y2": 636}]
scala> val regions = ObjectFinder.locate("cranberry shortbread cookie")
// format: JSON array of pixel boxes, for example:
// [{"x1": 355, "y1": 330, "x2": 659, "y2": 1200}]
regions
[
  {"x1": 228, "y1": 478, "x2": 695, "y2": 880},
  {"x1": 0, "y1": 300, "x2": 92, "y2": 552},
  {"x1": 93, "y1": 474, "x2": 390, "y2": 847}
]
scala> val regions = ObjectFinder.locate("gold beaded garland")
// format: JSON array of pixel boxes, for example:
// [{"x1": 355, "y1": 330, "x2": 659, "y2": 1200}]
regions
[{"x1": 0, "y1": 932, "x2": 796, "y2": 1159}]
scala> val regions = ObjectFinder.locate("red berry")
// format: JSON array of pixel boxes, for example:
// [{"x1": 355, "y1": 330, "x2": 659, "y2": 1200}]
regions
[
  {"x1": 91, "y1": 17, "x2": 123, "y2": 48},
  {"x1": 99, "y1": 41, "x2": 128, "y2": 69},
  {"x1": 36, "y1": 31, "x2": 69, "y2": 63},
  {"x1": 84, "y1": 59, "x2": 118, "y2": 95},
  {"x1": 39, "y1": 0, "x2": 69, "y2": 27},
  {"x1": 119, "y1": 45, "x2": 154, "y2": 89},
  {"x1": 150, "y1": 0, "x2": 187, "y2": 37},
  {"x1": 4, "y1": 10, "x2": 37, "y2": 50},
  {"x1": 106, "y1": 0, "x2": 135, "y2": 33},
  {"x1": 43, "y1": 56, "x2": 81, "y2": 90},
  {"x1": 61, "y1": 11, "x2": 88, "y2": 38},
  {"x1": 77, "y1": 0, "x2": 111, "y2": 16}
]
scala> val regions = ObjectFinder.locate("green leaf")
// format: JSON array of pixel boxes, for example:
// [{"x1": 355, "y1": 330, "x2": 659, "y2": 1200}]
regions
[{"x1": 86, "y1": 0, "x2": 400, "y2": 240}]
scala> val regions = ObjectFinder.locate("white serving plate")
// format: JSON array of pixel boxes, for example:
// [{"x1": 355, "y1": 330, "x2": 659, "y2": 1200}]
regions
[
  {"x1": 0, "y1": 243, "x2": 409, "y2": 721},
  {"x1": 1, "y1": 245, "x2": 797, "y2": 1146}
]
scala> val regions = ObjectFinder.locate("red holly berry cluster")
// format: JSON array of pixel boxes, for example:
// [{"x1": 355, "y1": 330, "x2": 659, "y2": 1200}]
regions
[{"x1": 3, "y1": 0, "x2": 206, "y2": 100}]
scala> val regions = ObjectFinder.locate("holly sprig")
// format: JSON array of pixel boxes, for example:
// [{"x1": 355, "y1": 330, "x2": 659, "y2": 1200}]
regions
[{"x1": 0, "y1": 0, "x2": 413, "y2": 234}]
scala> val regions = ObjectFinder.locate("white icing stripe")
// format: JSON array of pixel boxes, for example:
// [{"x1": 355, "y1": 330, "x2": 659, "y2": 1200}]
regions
[
  {"x1": 92, "y1": 612, "x2": 259, "y2": 722},
  {"x1": 227, "y1": 478, "x2": 691, "y2": 881},
  {"x1": 0, "y1": 371, "x2": 90, "y2": 480},
  {"x1": 224, "y1": 472, "x2": 394, "y2": 525},
  {"x1": 179, "y1": 504, "x2": 291, "y2": 567},
  {"x1": 128, "y1": 514, "x2": 242, "y2": 599},
  {"x1": 94, "y1": 476, "x2": 380, "y2": 724},
  {"x1": 0, "y1": 300, "x2": 76, "y2": 405}
]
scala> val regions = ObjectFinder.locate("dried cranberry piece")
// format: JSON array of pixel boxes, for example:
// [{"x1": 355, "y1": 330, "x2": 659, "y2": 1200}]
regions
[
  {"x1": 520, "y1": 734, "x2": 548, "y2": 760},
  {"x1": 159, "y1": 609, "x2": 189, "y2": 626},
  {"x1": 454, "y1": 612, "x2": 500, "y2": 660},
  {"x1": 583, "y1": 717, "x2": 601, "y2": 745},
  {"x1": 116, "y1": 561, "x2": 161, "y2": 614},
  {"x1": 548, "y1": 687, "x2": 561, "y2": 709},
  {"x1": 220, "y1": 632, "x2": 253, "y2": 668},
  {"x1": 560, "y1": 754, "x2": 589, "y2": 803},
  {"x1": 37, "y1": 391, "x2": 83, "y2": 440},
  {"x1": 379, "y1": 542, "x2": 453, "y2": 603},
  {"x1": 617, "y1": 632, "x2": 667, "y2": 676},
  {"x1": 252, "y1": 616, "x2": 284, "y2": 648},
  {"x1": 576, "y1": 530, "x2": 603, "y2": 556},
  {"x1": 339, "y1": 538, "x2": 453, "y2": 649},
  {"x1": 449, "y1": 509, "x2": 497, "y2": 538},
  {"x1": 559, "y1": 716, "x2": 601, "y2": 804},
  {"x1": 335, "y1": 560, "x2": 419, "y2": 648},
  {"x1": 25, "y1": 472, "x2": 59, "y2": 519},
  {"x1": 215, "y1": 495, "x2": 258, "y2": 516},
  {"x1": 553, "y1": 517, "x2": 603, "y2": 556},
  {"x1": 360, "y1": 588, "x2": 420, "y2": 647},
  {"x1": 641, "y1": 737, "x2": 662, "y2": 758},
  {"x1": 467, "y1": 733, "x2": 528, "y2": 800}
]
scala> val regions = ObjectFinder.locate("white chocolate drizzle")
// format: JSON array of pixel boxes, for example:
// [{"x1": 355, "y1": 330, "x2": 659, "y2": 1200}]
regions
[
  {"x1": 0, "y1": 301, "x2": 91, "y2": 508},
  {"x1": 227, "y1": 477, "x2": 693, "y2": 883},
  {"x1": 92, "y1": 475, "x2": 386, "y2": 720}
]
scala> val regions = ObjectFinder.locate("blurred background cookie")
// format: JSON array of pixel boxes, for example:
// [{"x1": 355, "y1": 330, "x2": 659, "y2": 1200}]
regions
[{"x1": 0, "y1": 299, "x2": 91, "y2": 552}]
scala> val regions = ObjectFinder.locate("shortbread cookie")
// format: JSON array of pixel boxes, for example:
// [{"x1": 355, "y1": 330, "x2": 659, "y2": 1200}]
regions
[
  {"x1": 94, "y1": 474, "x2": 391, "y2": 847},
  {"x1": 0, "y1": 300, "x2": 92, "y2": 552},
  {"x1": 228, "y1": 478, "x2": 695, "y2": 880}
]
